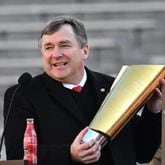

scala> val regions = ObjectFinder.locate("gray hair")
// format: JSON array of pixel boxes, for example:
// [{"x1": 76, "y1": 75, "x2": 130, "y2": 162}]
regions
[{"x1": 38, "y1": 16, "x2": 88, "y2": 49}]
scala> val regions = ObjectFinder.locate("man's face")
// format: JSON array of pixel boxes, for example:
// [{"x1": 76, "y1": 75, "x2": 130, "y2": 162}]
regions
[{"x1": 40, "y1": 24, "x2": 89, "y2": 84}]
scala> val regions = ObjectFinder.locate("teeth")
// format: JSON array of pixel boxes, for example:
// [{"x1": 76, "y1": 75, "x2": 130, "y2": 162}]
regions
[{"x1": 54, "y1": 62, "x2": 67, "y2": 67}]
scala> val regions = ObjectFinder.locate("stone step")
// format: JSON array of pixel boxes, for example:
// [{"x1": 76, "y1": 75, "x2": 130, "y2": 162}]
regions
[
  {"x1": 0, "y1": 70, "x2": 43, "y2": 87},
  {"x1": 0, "y1": 75, "x2": 21, "y2": 86},
  {"x1": 149, "y1": 55, "x2": 165, "y2": 64},
  {"x1": 0, "y1": 38, "x2": 117, "y2": 51},
  {"x1": 0, "y1": 2, "x2": 164, "y2": 16},
  {"x1": 0, "y1": 0, "x2": 77, "y2": 5},
  {"x1": 0, "y1": 58, "x2": 42, "y2": 68},
  {"x1": 0, "y1": 19, "x2": 156, "y2": 35},
  {"x1": 0, "y1": 0, "x2": 161, "y2": 5}
]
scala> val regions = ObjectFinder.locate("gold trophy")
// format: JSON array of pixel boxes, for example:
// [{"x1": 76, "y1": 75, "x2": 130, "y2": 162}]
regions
[{"x1": 82, "y1": 65, "x2": 165, "y2": 147}]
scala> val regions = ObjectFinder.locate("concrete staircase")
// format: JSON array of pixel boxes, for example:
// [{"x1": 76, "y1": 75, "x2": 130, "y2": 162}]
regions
[{"x1": 0, "y1": 0, "x2": 165, "y2": 162}]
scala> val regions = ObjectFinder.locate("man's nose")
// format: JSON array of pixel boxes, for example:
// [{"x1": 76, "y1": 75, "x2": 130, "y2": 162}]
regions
[{"x1": 52, "y1": 47, "x2": 63, "y2": 58}]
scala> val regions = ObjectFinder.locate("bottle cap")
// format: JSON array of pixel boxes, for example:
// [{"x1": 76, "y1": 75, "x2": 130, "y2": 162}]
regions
[{"x1": 26, "y1": 118, "x2": 34, "y2": 123}]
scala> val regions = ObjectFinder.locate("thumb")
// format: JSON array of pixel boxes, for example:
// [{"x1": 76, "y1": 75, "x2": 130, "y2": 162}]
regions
[{"x1": 75, "y1": 127, "x2": 89, "y2": 143}]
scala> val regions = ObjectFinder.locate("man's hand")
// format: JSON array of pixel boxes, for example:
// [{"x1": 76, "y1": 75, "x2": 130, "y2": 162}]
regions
[
  {"x1": 147, "y1": 79, "x2": 165, "y2": 113},
  {"x1": 70, "y1": 127, "x2": 101, "y2": 164}
]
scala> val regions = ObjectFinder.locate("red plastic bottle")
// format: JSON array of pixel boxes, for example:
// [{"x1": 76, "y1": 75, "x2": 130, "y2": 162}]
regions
[{"x1": 23, "y1": 118, "x2": 37, "y2": 164}]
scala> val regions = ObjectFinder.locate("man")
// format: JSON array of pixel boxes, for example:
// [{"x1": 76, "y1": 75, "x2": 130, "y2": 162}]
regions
[{"x1": 3, "y1": 16, "x2": 165, "y2": 165}]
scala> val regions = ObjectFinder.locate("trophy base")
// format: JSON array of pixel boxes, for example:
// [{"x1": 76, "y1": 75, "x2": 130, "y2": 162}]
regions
[{"x1": 81, "y1": 128, "x2": 108, "y2": 148}]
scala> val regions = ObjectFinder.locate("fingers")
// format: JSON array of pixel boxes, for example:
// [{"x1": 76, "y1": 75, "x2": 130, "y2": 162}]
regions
[
  {"x1": 160, "y1": 78, "x2": 165, "y2": 85},
  {"x1": 153, "y1": 88, "x2": 162, "y2": 99},
  {"x1": 147, "y1": 78, "x2": 165, "y2": 113},
  {"x1": 70, "y1": 127, "x2": 89, "y2": 161},
  {"x1": 154, "y1": 79, "x2": 165, "y2": 98},
  {"x1": 79, "y1": 140, "x2": 98, "y2": 156},
  {"x1": 79, "y1": 141, "x2": 101, "y2": 164},
  {"x1": 160, "y1": 79, "x2": 165, "y2": 91},
  {"x1": 74, "y1": 127, "x2": 89, "y2": 145},
  {"x1": 70, "y1": 127, "x2": 102, "y2": 164}
]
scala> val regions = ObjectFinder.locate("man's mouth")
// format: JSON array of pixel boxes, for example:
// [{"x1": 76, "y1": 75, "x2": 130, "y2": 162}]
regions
[{"x1": 53, "y1": 62, "x2": 67, "y2": 67}]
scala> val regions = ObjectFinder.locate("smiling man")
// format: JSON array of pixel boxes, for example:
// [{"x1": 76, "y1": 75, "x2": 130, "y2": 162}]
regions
[
  {"x1": 39, "y1": 22, "x2": 88, "y2": 85},
  {"x1": 3, "y1": 16, "x2": 165, "y2": 165}
]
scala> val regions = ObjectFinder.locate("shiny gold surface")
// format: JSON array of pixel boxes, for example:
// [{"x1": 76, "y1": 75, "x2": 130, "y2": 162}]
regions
[{"x1": 90, "y1": 65, "x2": 165, "y2": 139}]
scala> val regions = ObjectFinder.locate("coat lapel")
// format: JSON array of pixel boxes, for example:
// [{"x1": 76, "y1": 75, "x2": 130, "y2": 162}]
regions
[
  {"x1": 85, "y1": 68, "x2": 114, "y2": 111},
  {"x1": 41, "y1": 69, "x2": 115, "y2": 125},
  {"x1": 42, "y1": 73, "x2": 87, "y2": 125}
]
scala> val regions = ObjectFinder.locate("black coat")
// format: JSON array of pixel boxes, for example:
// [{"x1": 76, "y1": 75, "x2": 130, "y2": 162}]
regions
[{"x1": 4, "y1": 68, "x2": 161, "y2": 165}]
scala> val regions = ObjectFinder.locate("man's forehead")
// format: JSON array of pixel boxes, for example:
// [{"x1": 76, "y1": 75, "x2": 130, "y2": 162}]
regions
[{"x1": 42, "y1": 39, "x2": 72, "y2": 45}]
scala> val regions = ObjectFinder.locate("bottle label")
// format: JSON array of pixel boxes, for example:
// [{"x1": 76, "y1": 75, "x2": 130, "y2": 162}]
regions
[{"x1": 23, "y1": 118, "x2": 37, "y2": 164}]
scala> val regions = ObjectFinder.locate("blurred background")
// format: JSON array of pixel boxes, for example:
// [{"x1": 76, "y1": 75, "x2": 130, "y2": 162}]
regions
[{"x1": 0, "y1": 0, "x2": 165, "y2": 163}]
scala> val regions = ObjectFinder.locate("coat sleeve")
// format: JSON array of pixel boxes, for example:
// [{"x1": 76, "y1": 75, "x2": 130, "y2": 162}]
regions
[
  {"x1": 4, "y1": 86, "x2": 29, "y2": 160},
  {"x1": 3, "y1": 86, "x2": 73, "y2": 165},
  {"x1": 134, "y1": 107, "x2": 161, "y2": 163},
  {"x1": 38, "y1": 143, "x2": 72, "y2": 164}
]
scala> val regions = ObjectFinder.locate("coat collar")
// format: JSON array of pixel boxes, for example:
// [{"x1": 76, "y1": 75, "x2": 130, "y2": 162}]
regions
[
  {"x1": 41, "y1": 68, "x2": 114, "y2": 125},
  {"x1": 41, "y1": 73, "x2": 87, "y2": 124}
]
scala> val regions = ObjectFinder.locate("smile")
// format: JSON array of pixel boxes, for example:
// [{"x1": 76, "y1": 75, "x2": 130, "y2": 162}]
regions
[{"x1": 53, "y1": 62, "x2": 67, "y2": 67}]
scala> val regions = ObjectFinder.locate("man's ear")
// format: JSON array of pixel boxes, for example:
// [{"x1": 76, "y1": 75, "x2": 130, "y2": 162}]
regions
[{"x1": 83, "y1": 44, "x2": 89, "y2": 60}]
